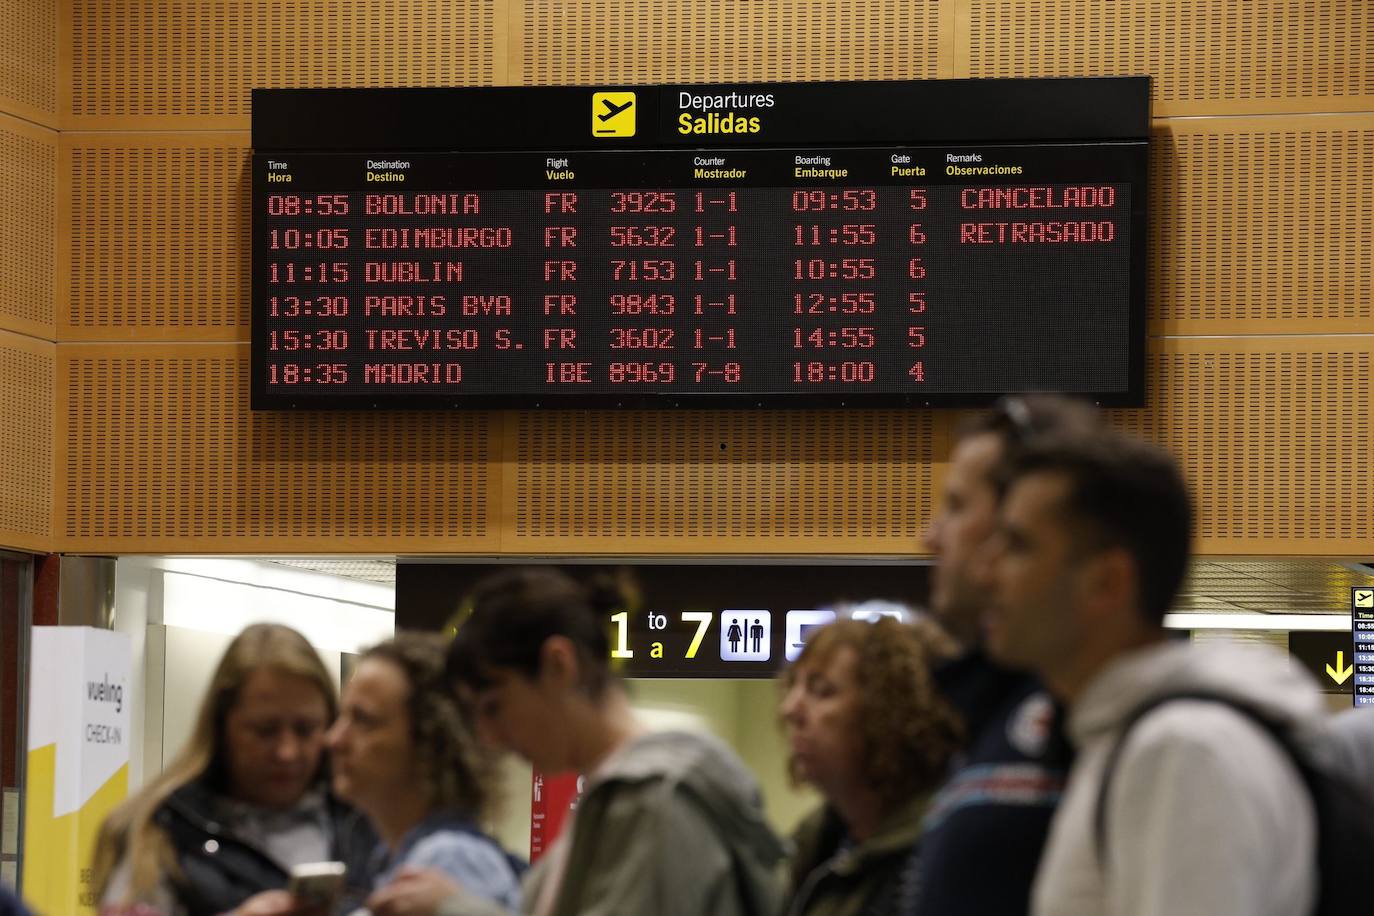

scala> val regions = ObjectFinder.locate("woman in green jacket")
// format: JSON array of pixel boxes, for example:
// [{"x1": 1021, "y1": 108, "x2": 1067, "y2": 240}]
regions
[{"x1": 780, "y1": 613, "x2": 963, "y2": 916}]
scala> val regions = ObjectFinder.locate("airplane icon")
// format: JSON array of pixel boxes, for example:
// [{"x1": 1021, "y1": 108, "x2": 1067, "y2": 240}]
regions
[
  {"x1": 598, "y1": 98, "x2": 633, "y2": 121},
  {"x1": 592, "y1": 91, "x2": 636, "y2": 137}
]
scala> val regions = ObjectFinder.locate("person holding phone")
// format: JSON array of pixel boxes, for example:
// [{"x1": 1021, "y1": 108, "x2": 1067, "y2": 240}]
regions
[
  {"x1": 92, "y1": 624, "x2": 375, "y2": 916},
  {"x1": 327, "y1": 633, "x2": 521, "y2": 914}
]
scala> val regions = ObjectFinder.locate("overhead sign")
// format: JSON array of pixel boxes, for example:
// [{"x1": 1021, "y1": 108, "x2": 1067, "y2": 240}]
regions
[
  {"x1": 1289, "y1": 629, "x2": 1354, "y2": 694},
  {"x1": 606, "y1": 606, "x2": 792, "y2": 677},
  {"x1": 407, "y1": 562, "x2": 929, "y2": 679},
  {"x1": 1355, "y1": 586, "x2": 1374, "y2": 707}
]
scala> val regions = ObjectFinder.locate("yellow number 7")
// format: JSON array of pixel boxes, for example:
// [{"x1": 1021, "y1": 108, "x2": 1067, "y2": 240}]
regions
[{"x1": 681, "y1": 612, "x2": 712, "y2": 659}]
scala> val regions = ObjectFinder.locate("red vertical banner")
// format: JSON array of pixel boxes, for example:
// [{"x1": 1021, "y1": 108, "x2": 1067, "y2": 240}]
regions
[{"x1": 529, "y1": 770, "x2": 581, "y2": 862}]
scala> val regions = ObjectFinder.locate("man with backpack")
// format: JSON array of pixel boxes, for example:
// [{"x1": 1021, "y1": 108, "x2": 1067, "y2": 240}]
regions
[{"x1": 984, "y1": 426, "x2": 1324, "y2": 916}]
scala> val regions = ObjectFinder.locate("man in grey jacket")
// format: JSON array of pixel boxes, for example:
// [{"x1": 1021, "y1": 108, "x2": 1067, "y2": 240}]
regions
[{"x1": 984, "y1": 428, "x2": 1322, "y2": 916}]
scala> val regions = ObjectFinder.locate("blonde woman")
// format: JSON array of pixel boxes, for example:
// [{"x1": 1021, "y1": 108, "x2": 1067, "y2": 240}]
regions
[{"x1": 92, "y1": 624, "x2": 375, "y2": 916}]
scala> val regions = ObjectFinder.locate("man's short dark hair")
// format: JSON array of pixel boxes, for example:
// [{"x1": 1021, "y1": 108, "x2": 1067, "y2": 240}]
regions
[
  {"x1": 954, "y1": 395, "x2": 1103, "y2": 499},
  {"x1": 1010, "y1": 430, "x2": 1194, "y2": 626}
]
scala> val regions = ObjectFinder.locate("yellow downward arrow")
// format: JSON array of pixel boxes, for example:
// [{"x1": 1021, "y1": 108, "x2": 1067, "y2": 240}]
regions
[{"x1": 1327, "y1": 651, "x2": 1354, "y2": 685}]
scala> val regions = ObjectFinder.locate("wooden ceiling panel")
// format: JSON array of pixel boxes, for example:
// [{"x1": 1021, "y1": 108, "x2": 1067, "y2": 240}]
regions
[
  {"x1": 68, "y1": 0, "x2": 503, "y2": 128},
  {"x1": 1148, "y1": 116, "x2": 1374, "y2": 333},
  {"x1": 0, "y1": 331, "x2": 53, "y2": 551},
  {"x1": 58, "y1": 343, "x2": 499, "y2": 553},
  {"x1": 0, "y1": 114, "x2": 55, "y2": 338},
  {"x1": 502, "y1": 408, "x2": 945, "y2": 553},
  {"x1": 0, "y1": 0, "x2": 57, "y2": 125},
  {"x1": 1110, "y1": 338, "x2": 1374, "y2": 555},
  {"x1": 960, "y1": 0, "x2": 1373, "y2": 116},
  {"x1": 518, "y1": 0, "x2": 946, "y2": 86}
]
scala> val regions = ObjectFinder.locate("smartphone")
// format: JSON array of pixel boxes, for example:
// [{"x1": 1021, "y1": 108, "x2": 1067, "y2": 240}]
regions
[{"x1": 287, "y1": 861, "x2": 347, "y2": 909}]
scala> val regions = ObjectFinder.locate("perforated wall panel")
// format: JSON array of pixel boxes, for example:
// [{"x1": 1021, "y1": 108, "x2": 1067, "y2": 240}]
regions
[
  {"x1": 1110, "y1": 338, "x2": 1374, "y2": 554},
  {"x1": 0, "y1": 0, "x2": 57, "y2": 123},
  {"x1": 1148, "y1": 116, "x2": 1374, "y2": 334},
  {"x1": 62, "y1": 134, "x2": 249, "y2": 338},
  {"x1": 518, "y1": 0, "x2": 946, "y2": 85},
  {"x1": 0, "y1": 332, "x2": 53, "y2": 551},
  {"x1": 504, "y1": 411, "x2": 941, "y2": 552},
  {"x1": 58, "y1": 345, "x2": 497, "y2": 552},
  {"x1": 960, "y1": 0, "x2": 1374, "y2": 115},
  {"x1": 69, "y1": 0, "x2": 502, "y2": 125},
  {"x1": 45, "y1": 2, "x2": 1374, "y2": 558},
  {"x1": 1, "y1": 115, "x2": 55, "y2": 337}
]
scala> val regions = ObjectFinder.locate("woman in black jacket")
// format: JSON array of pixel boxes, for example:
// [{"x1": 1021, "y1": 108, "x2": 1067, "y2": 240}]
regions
[{"x1": 92, "y1": 624, "x2": 374, "y2": 916}]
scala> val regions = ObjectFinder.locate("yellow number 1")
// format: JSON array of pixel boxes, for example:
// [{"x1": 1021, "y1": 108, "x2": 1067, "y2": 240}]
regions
[{"x1": 610, "y1": 611, "x2": 634, "y2": 658}]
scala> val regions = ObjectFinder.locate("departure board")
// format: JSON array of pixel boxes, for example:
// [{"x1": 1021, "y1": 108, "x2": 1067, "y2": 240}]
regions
[
  {"x1": 1356, "y1": 586, "x2": 1374, "y2": 707},
  {"x1": 252, "y1": 78, "x2": 1149, "y2": 408}
]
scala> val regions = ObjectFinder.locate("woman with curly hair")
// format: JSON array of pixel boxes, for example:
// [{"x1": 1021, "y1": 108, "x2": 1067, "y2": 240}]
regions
[
  {"x1": 780, "y1": 613, "x2": 964, "y2": 916},
  {"x1": 326, "y1": 632, "x2": 521, "y2": 914}
]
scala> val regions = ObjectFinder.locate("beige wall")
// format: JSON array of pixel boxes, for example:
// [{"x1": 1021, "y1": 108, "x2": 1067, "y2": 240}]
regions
[
  {"x1": 0, "y1": 0, "x2": 56, "y2": 551},
  {"x1": 0, "y1": 2, "x2": 1371, "y2": 556},
  {"x1": 631, "y1": 678, "x2": 817, "y2": 834}
]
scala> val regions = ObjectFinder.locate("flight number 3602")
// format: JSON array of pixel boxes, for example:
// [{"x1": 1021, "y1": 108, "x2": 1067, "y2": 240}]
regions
[{"x1": 611, "y1": 328, "x2": 676, "y2": 349}]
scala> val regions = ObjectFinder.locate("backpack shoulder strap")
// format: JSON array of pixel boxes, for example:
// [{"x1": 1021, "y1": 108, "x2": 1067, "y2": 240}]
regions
[{"x1": 1093, "y1": 690, "x2": 1305, "y2": 867}]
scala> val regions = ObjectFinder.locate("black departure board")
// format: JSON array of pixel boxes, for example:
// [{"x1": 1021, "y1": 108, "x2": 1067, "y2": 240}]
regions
[{"x1": 252, "y1": 78, "x2": 1149, "y2": 409}]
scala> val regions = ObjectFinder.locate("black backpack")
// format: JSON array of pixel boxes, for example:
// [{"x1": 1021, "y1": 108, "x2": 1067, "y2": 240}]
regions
[{"x1": 1095, "y1": 692, "x2": 1374, "y2": 916}]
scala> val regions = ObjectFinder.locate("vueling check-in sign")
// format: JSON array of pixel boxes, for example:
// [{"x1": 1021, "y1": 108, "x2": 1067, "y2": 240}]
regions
[{"x1": 592, "y1": 91, "x2": 636, "y2": 137}]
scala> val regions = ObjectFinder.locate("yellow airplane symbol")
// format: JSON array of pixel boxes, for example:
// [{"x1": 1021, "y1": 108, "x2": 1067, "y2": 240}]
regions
[
  {"x1": 592, "y1": 92, "x2": 635, "y2": 137},
  {"x1": 598, "y1": 98, "x2": 633, "y2": 121}
]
